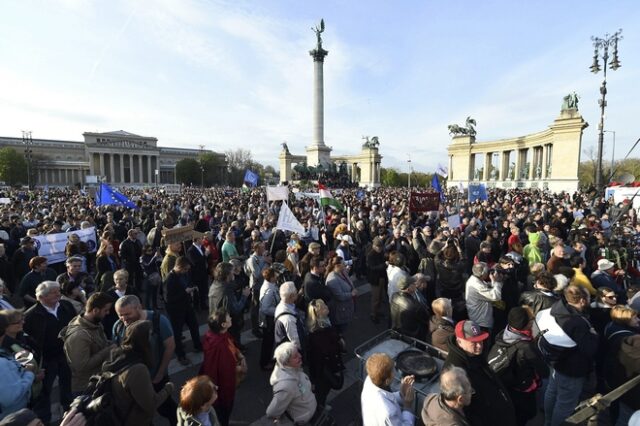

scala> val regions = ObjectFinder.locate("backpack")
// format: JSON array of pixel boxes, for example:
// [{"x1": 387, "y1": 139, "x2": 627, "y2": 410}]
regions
[
  {"x1": 487, "y1": 339, "x2": 519, "y2": 387},
  {"x1": 71, "y1": 362, "x2": 135, "y2": 425},
  {"x1": 274, "y1": 311, "x2": 306, "y2": 353}
]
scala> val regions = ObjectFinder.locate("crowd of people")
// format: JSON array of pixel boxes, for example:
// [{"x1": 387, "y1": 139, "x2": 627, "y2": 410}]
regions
[{"x1": 0, "y1": 184, "x2": 639, "y2": 425}]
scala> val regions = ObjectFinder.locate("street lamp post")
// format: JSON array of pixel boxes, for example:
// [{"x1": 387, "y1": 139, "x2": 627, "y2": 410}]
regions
[
  {"x1": 407, "y1": 159, "x2": 412, "y2": 189},
  {"x1": 604, "y1": 130, "x2": 616, "y2": 182},
  {"x1": 200, "y1": 164, "x2": 205, "y2": 188},
  {"x1": 22, "y1": 131, "x2": 33, "y2": 189},
  {"x1": 590, "y1": 29, "x2": 622, "y2": 192}
]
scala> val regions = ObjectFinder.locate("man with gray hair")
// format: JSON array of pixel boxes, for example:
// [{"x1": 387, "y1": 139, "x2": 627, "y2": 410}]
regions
[
  {"x1": 421, "y1": 366, "x2": 472, "y2": 425},
  {"x1": 274, "y1": 281, "x2": 305, "y2": 351},
  {"x1": 465, "y1": 262, "x2": 503, "y2": 332},
  {"x1": 23, "y1": 281, "x2": 76, "y2": 424}
]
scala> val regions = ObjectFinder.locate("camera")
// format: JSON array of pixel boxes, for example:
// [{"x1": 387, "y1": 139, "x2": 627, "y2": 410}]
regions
[{"x1": 70, "y1": 394, "x2": 108, "y2": 421}]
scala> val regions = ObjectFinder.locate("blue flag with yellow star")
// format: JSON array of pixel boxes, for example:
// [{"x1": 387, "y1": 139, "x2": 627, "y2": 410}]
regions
[{"x1": 96, "y1": 183, "x2": 137, "y2": 208}]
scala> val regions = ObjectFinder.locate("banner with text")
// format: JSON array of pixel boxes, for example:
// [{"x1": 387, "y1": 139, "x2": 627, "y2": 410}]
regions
[
  {"x1": 34, "y1": 227, "x2": 98, "y2": 264},
  {"x1": 409, "y1": 192, "x2": 440, "y2": 212}
]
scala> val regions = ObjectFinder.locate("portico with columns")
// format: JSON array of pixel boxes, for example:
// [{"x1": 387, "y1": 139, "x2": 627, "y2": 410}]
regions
[{"x1": 447, "y1": 104, "x2": 587, "y2": 192}]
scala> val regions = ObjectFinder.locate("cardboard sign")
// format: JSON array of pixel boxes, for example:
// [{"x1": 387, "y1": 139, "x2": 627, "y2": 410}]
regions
[
  {"x1": 162, "y1": 225, "x2": 195, "y2": 245},
  {"x1": 409, "y1": 192, "x2": 440, "y2": 212}
]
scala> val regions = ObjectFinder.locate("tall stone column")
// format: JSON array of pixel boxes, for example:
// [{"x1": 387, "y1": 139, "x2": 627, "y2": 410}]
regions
[
  {"x1": 119, "y1": 154, "x2": 124, "y2": 183},
  {"x1": 306, "y1": 26, "x2": 332, "y2": 167},
  {"x1": 109, "y1": 154, "x2": 115, "y2": 183},
  {"x1": 99, "y1": 153, "x2": 105, "y2": 179},
  {"x1": 138, "y1": 155, "x2": 143, "y2": 183},
  {"x1": 147, "y1": 156, "x2": 153, "y2": 183}
]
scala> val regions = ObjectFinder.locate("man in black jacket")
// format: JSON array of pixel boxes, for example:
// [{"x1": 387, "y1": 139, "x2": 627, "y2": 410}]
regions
[
  {"x1": 366, "y1": 239, "x2": 387, "y2": 323},
  {"x1": 537, "y1": 285, "x2": 599, "y2": 426},
  {"x1": 444, "y1": 320, "x2": 517, "y2": 426},
  {"x1": 302, "y1": 257, "x2": 331, "y2": 305},
  {"x1": 390, "y1": 276, "x2": 430, "y2": 341},
  {"x1": 23, "y1": 280, "x2": 76, "y2": 424},
  {"x1": 186, "y1": 233, "x2": 209, "y2": 310},
  {"x1": 164, "y1": 257, "x2": 203, "y2": 365},
  {"x1": 519, "y1": 271, "x2": 558, "y2": 315},
  {"x1": 119, "y1": 228, "x2": 143, "y2": 290}
]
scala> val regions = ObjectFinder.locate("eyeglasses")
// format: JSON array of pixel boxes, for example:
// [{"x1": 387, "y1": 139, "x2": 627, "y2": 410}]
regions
[{"x1": 604, "y1": 295, "x2": 617, "y2": 300}]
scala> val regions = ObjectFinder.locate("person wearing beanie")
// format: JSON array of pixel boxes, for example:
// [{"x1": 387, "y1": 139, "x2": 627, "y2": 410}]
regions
[{"x1": 489, "y1": 307, "x2": 548, "y2": 426}]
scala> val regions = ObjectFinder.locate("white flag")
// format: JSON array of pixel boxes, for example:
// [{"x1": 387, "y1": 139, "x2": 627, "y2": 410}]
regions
[
  {"x1": 436, "y1": 163, "x2": 448, "y2": 178},
  {"x1": 276, "y1": 202, "x2": 306, "y2": 235},
  {"x1": 266, "y1": 186, "x2": 290, "y2": 202}
]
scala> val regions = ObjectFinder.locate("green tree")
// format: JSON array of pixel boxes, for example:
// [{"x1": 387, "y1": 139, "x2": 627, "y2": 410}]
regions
[
  {"x1": 0, "y1": 147, "x2": 27, "y2": 186},
  {"x1": 225, "y1": 148, "x2": 254, "y2": 186},
  {"x1": 381, "y1": 167, "x2": 401, "y2": 186},
  {"x1": 175, "y1": 158, "x2": 201, "y2": 186},
  {"x1": 199, "y1": 152, "x2": 225, "y2": 186}
]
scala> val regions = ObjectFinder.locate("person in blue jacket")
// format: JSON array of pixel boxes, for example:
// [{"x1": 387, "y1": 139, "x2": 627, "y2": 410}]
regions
[{"x1": 0, "y1": 314, "x2": 36, "y2": 420}]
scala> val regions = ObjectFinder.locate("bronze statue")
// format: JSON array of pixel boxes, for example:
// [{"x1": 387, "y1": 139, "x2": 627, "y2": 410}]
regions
[
  {"x1": 312, "y1": 19, "x2": 325, "y2": 49},
  {"x1": 281, "y1": 142, "x2": 290, "y2": 153},
  {"x1": 362, "y1": 135, "x2": 380, "y2": 148},
  {"x1": 562, "y1": 92, "x2": 579, "y2": 110},
  {"x1": 448, "y1": 117, "x2": 477, "y2": 137}
]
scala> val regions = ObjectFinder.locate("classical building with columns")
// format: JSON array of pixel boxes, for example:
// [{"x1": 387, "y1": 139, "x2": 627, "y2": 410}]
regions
[
  {"x1": 0, "y1": 130, "x2": 225, "y2": 187},
  {"x1": 279, "y1": 20, "x2": 382, "y2": 188},
  {"x1": 447, "y1": 102, "x2": 588, "y2": 193}
]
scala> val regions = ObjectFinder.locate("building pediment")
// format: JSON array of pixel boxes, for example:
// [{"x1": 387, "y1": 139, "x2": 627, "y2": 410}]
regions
[{"x1": 87, "y1": 139, "x2": 159, "y2": 150}]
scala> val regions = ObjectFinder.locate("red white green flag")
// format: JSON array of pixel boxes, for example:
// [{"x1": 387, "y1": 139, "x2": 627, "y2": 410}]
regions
[{"x1": 318, "y1": 183, "x2": 344, "y2": 211}]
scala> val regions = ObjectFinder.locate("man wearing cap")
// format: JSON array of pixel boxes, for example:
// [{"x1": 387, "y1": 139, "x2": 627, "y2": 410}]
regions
[
  {"x1": 443, "y1": 320, "x2": 516, "y2": 426},
  {"x1": 591, "y1": 258, "x2": 626, "y2": 302}
]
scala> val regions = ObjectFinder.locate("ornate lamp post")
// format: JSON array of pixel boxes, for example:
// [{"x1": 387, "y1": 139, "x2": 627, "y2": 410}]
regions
[
  {"x1": 604, "y1": 130, "x2": 616, "y2": 182},
  {"x1": 21, "y1": 131, "x2": 33, "y2": 189},
  {"x1": 590, "y1": 29, "x2": 622, "y2": 191}
]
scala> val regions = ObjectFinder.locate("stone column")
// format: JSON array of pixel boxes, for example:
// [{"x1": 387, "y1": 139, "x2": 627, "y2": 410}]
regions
[
  {"x1": 99, "y1": 153, "x2": 105, "y2": 179},
  {"x1": 484, "y1": 153, "x2": 492, "y2": 181},
  {"x1": 310, "y1": 48, "x2": 328, "y2": 148},
  {"x1": 129, "y1": 155, "x2": 134, "y2": 183},
  {"x1": 147, "y1": 156, "x2": 153, "y2": 183},
  {"x1": 119, "y1": 154, "x2": 125, "y2": 183},
  {"x1": 109, "y1": 154, "x2": 115, "y2": 183},
  {"x1": 89, "y1": 152, "x2": 94, "y2": 175},
  {"x1": 541, "y1": 145, "x2": 548, "y2": 178}
]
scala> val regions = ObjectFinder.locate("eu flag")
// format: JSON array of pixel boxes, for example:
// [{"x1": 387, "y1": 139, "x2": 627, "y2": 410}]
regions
[
  {"x1": 96, "y1": 183, "x2": 137, "y2": 208},
  {"x1": 244, "y1": 170, "x2": 259, "y2": 187},
  {"x1": 432, "y1": 174, "x2": 445, "y2": 202}
]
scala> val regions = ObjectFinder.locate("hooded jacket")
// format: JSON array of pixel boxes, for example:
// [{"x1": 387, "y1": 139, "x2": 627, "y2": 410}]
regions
[
  {"x1": 59, "y1": 314, "x2": 112, "y2": 392},
  {"x1": 523, "y1": 232, "x2": 542, "y2": 265},
  {"x1": 536, "y1": 298, "x2": 599, "y2": 377},
  {"x1": 443, "y1": 336, "x2": 516, "y2": 426},
  {"x1": 266, "y1": 365, "x2": 317, "y2": 424},
  {"x1": 0, "y1": 348, "x2": 35, "y2": 420},
  {"x1": 101, "y1": 349, "x2": 172, "y2": 425},
  {"x1": 177, "y1": 406, "x2": 220, "y2": 426},
  {"x1": 604, "y1": 334, "x2": 640, "y2": 409},
  {"x1": 421, "y1": 393, "x2": 470, "y2": 426}
]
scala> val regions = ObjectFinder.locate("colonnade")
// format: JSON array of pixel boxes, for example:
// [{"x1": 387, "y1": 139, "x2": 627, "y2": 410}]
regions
[
  {"x1": 89, "y1": 152, "x2": 159, "y2": 184},
  {"x1": 465, "y1": 143, "x2": 554, "y2": 181},
  {"x1": 35, "y1": 168, "x2": 88, "y2": 185}
]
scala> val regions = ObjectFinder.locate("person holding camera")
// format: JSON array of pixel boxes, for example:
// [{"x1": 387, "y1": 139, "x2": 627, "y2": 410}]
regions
[{"x1": 465, "y1": 262, "x2": 504, "y2": 338}]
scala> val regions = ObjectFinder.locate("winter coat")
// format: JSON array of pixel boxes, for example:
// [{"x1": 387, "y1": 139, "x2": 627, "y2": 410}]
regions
[
  {"x1": 492, "y1": 328, "x2": 548, "y2": 391},
  {"x1": 0, "y1": 348, "x2": 35, "y2": 420},
  {"x1": 536, "y1": 298, "x2": 599, "y2": 377},
  {"x1": 390, "y1": 291, "x2": 430, "y2": 341},
  {"x1": 23, "y1": 300, "x2": 76, "y2": 360},
  {"x1": 266, "y1": 365, "x2": 317, "y2": 424},
  {"x1": 326, "y1": 271, "x2": 355, "y2": 326},
  {"x1": 519, "y1": 288, "x2": 558, "y2": 315},
  {"x1": 443, "y1": 336, "x2": 516, "y2": 426},
  {"x1": 199, "y1": 331, "x2": 238, "y2": 411},
  {"x1": 421, "y1": 393, "x2": 470, "y2": 426},
  {"x1": 430, "y1": 317, "x2": 455, "y2": 353},
  {"x1": 387, "y1": 265, "x2": 409, "y2": 301},
  {"x1": 366, "y1": 248, "x2": 387, "y2": 287},
  {"x1": 465, "y1": 275, "x2": 502, "y2": 329},
  {"x1": 434, "y1": 255, "x2": 466, "y2": 300},
  {"x1": 302, "y1": 272, "x2": 332, "y2": 305},
  {"x1": 360, "y1": 376, "x2": 414, "y2": 426},
  {"x1": 59, "y1": 314, "x2": 112, "y2": 393},
  {"x1": 101, "y1": 350, "x2": 171, "y2": 425}
]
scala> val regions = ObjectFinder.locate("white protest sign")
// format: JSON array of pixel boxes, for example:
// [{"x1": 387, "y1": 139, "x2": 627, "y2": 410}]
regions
[{"x1": 34, "y1": 227, "x2": 98, "y2": 264}]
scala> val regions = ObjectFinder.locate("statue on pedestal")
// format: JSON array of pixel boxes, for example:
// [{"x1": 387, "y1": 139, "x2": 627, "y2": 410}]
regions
[
  {"x1": 281, "y1": 142, "x2": 290, "y2": 154},
  {"x1": 535, "y1": 165, "x2": 542, "y2": 179},
  {"x1": 311, "y1": 19, "x2": 325, "y2": 49},
  {"x1": 490, "y1": 167, "x2": 498, "y2": 180},
  {"x1": 448, "y1": 116, "x2": 477, "y2": 137},
  {"x1": 562, "y1": 92, "x2": 579, "y2": 110},
  {"x1": 508, "y1": 163, "x2": 515, "y2": 180}
]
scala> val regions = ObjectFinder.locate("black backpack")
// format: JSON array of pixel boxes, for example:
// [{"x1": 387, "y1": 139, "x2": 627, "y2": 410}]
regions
[
  {"x1": 70, "y1": 362, "x2": 134, "y2": 425},
  {"x1": 487, "y1": 339, "x2": 519, "y2": 387}
]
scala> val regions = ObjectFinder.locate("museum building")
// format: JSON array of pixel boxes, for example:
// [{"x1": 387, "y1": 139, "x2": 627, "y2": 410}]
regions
[{"x1": 0, "y1": 130, "x2": 225, "y2": 187}]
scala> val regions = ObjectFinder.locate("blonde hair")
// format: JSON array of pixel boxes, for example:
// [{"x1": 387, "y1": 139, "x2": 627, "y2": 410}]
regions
[
  {"x1": 610, "y1": 305, "x2": 637, "y2": 326},
  {"x1": 431, "y1": 298, "x2": 452, "y2": 318}
]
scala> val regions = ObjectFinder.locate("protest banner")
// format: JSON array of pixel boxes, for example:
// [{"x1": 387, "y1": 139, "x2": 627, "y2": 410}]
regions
[
  {"x1": 409, "y1": 192, "x2": 440, "y2": 212},
  {"x1": 266, "y1": 186, "x2": 289, "y2": 202},
  {"x1": 34, "y1": 227, "x2": 98, "y2": 264}
]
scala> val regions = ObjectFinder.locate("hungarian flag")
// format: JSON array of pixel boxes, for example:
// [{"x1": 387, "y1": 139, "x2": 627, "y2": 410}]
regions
[{"x1": 318, "y1": 183, "x2": 344, "y2": 211}]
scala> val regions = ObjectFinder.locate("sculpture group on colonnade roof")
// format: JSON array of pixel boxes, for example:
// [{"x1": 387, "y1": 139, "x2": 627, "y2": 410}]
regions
[
  {"x1": 448, "y1": 116, "x2": 477, "y2": 137},
  {"x1": 361, "y1": 136, "x2": 380, "y2": 148}
]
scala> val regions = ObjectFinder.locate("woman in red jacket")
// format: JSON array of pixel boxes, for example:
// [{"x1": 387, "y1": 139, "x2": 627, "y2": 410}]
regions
[{"x1": 200, "y1": 307, "x2": 246, "y2": 426}]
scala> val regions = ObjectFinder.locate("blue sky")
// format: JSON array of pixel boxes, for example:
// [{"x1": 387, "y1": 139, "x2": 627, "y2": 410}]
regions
[{"x1": 1, "y1": 0, "x2": 638, "y2": 173}]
